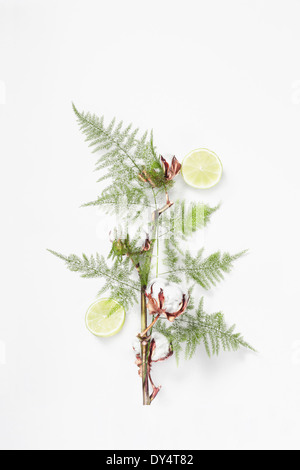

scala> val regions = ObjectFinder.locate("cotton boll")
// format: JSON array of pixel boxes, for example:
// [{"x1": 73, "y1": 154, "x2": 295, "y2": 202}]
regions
[
  {"x1": 147, "y1": 278, "x2": 186, "y2": 313},
  {"x1": 132, "y1": 332, "x2": 171, "y2": 362},
  {"x1": 132, "y1": 336, "x2": 141, "y2": 354},
  {"x1": 151, "y1": 332, "x2": 171, "y2": 361},
  {"x1": 146, "y1": 278, "x2": 168, "y2": 297}
]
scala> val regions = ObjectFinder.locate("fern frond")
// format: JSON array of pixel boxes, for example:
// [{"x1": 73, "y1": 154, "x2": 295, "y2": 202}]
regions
[
  {"x1": 163, "y1": 244, "x2": 247, "y2": 289},
  {"x1": 162, "y1": 237, "x2": 182, "y2": 283},
  {"x1": 81, "y1": 187, "x2": 154, "y2": 220},
  {"x1": 183, "y1": 250, "x2": 247, "y2": 289},
  {"x1": 72, "y1": 104, "x2": 169, "y2": 214},
  {"x1": 48, "y1": 249, "x2": 140, "y2": 308},
  {"x1": 154, "y1": 297, "x2": 255, "y2": 361}
]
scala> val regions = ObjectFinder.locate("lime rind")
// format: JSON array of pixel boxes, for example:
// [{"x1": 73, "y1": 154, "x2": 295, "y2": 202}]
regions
[
  {"x1": 182, "y1": 148, "x2": 223, "y2": 189},
  {"x1": 85, "y1": 297, "x2": 125, "y2": 337}
]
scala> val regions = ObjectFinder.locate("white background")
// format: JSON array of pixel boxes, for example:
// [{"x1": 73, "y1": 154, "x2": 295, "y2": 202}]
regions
[{"x1": 1, "y1": 0, "x2": 300, "y2": 450}]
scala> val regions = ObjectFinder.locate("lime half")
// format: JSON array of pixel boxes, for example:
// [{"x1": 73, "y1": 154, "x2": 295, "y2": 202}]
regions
[
  {"x1": 85, "y1": 298, "x2": 125, "y2": 337},
  {"x1": 182, "y1": 148, "x2": 223, "y2": 189}
]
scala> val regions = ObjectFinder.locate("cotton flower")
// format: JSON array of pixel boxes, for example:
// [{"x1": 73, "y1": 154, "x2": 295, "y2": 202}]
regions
[
  {"x1": 132, "y1": 331, "x2": 172, "y2": 362},
  {"x1": 146, "y1": 278, "x2": 189, "y2": 322},
  {"x1": 133, "y1": 331, "x2": 173, "y2": 402},
  {"x1": 150, "y1": 332, "x2": 172, "y2": 361}
]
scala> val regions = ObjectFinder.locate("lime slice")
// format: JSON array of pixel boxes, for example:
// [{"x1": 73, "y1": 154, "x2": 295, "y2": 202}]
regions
[
  {"x1": 182, "y1": 148, "x2": 223, "y2": 189},
  {"x1": 85, "y1": 298, "x2": 125, "y2": 337}
]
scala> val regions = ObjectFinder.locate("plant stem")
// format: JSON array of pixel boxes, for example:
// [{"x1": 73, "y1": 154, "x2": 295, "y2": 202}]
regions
[
  {"x1": 140, "y1": 313, "x2": 161, "y2": 338},
  {"x1": 139, "y1": 188, "x2": 173, "y2": 405},
  {"x1": 141, "y1": 285, "x2": 150, "y2": 405}
]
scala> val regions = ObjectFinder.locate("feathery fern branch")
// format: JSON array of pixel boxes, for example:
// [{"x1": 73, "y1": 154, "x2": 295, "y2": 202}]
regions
[
  {"x1": 48, "y1": 249, "x2": 140, "y2": 308},
  {"x1": 163, "y1": 243, "x2": 247, "y2": 289},
  {"x1": 154, "y1": 297, "x2": 255, "y2": 361}
]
